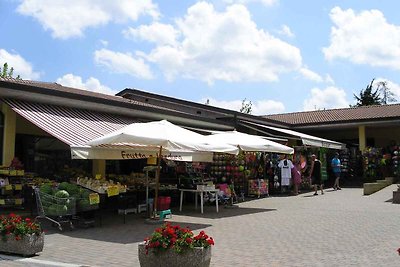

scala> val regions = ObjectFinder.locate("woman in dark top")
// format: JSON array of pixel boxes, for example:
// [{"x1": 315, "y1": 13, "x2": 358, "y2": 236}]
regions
[{"x1": 308, "y1": 154, "x2": 324, "y2": 195}]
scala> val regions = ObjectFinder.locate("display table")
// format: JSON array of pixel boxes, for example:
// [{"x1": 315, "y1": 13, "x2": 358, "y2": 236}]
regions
[{"x1": 179, "y1": 188, "x2": 219, "y2": 214}]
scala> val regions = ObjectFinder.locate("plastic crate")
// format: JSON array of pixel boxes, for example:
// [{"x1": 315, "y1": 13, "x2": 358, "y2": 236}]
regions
[{"x1": 157, "y1": 196, "x2": 171, "y2": 211}]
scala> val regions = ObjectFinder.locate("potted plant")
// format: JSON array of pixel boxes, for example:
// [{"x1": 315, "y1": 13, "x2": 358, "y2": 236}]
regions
[
  {"x1": 393, "y1": 185, "x2": 400, "y2": 204},
  {"x1": 0, "y1": 213, "x2": 44, "y2": 256},
  {"x1": 138, "y1": 222, "x2": 214, "y2": 267}
]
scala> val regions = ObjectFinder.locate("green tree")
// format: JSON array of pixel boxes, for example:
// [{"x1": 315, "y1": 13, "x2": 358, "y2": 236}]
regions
[
  {"x1": 0, "y1": 62, "x2": 21, "y2": 79},
  {"x1": 353, "y1": 79, "x2": 382, "y2": 106},
  {"x1": 376, "y1": 80, "x2": 396, "y2": 104},
  {"x1": 240, "y1": 98, "x2": 252, "y2": 114}
]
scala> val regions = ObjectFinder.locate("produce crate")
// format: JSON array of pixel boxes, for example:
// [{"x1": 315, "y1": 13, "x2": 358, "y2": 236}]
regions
[
  {"x1": 76, "y1": 195, "x2": 99, "y2": 212},
  {"x1": 39, "y1": 191, "x2": 76, "y2": 216}
]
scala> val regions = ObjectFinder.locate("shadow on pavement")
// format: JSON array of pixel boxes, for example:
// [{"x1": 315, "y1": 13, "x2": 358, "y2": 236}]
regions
[
  {"x1": 175, "y1": 205, "x2": 276, "y2": 219},
  {"x1": 40, "y1": 211, "x2": 212, "y2": 244}
]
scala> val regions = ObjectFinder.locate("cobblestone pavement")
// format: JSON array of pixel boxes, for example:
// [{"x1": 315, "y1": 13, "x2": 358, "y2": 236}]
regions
[{"x1": 1, "y1": 185, "x2": 400, "y2": 267}]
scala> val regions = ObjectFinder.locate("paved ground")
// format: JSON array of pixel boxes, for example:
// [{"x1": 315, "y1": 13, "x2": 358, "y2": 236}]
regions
[{"x1": 1, "y1": 185, "x2": 400, "y2": 267}]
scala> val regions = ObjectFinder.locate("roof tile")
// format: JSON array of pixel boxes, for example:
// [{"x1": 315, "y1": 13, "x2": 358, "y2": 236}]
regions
[{"x1": 263, "y1": 104, "x2": 400, "y2": 125}]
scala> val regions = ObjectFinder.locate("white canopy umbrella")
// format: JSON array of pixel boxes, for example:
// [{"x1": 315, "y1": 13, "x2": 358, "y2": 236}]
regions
[
  {"x1": 87, "y1": 120, "x2": 238, "y2": 155},
  {"x1": 87, "y1": 120, "x2": 238, "y2": 215},
  {"x1": 205, "y1": 131, "x2": 294, "y2": 154}
]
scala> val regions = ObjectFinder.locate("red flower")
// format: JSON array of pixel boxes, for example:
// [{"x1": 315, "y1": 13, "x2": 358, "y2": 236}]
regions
[
  {"x1": 185, "y1": 238, "x2": 193, "y2": 244},
  {"x1": 207, "y1": 238, "x2": 214, "y2": 245},
  {"x1": 25, "y1": 218, "x2": 31, "y2": 222}
]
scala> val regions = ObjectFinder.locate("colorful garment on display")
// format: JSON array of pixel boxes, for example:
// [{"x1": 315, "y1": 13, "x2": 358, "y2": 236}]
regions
[{"x1": 278, "y1": 159, "x2": 293, "y2": 186}]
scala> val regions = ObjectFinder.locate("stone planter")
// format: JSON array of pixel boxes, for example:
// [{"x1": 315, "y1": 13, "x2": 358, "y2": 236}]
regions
[
  {"x1": 393, "y1": 190, "x2": 400, "y2": 204},
  {"x1": 138, "y1": 242, "x2": 211, "y2": 267},
  {"x1": 0, "y1": 233, "x2": 44, "y2": 256}
]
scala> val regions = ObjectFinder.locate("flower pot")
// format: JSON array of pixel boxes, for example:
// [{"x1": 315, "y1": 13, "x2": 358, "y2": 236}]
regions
[
  {"x1": 138, "y1": 242, "x2": 211, "y2": 267},
  {"x1": 0, "y1": 233, "x2": 44, "y2": 256},
  {"x1": 393, "y1": 190, "x2": 400, "y2": 204}
]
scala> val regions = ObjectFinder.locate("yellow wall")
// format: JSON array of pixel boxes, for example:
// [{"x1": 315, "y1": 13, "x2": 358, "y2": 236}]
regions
[
  {"x1": 2, "y1": 104, "x2": 16, "y2": 166},
  {"x1": 92, "y1": 159, "x2": 106, "y2": 178},
  {"x1": 358, "y1": 125, "x2": 366, "y2": 151}
]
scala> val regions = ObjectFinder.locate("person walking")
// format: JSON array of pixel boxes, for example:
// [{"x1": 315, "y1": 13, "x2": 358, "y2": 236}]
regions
[
  {"x1": 291, "y1": 160, "x2": 302, "y2": 195},
  {"x1": 308, "y1": 154, "x2": 323, "y2": 195},
  {"x1": 331, "y1": 152, "x2": 342, "y2": 190}
]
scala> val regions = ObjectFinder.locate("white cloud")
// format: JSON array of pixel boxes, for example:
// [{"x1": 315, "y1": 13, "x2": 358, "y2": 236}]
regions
[
  {"x1": 137, "y1": 2, "x2": 301, "y2": 84},
  {"x1": 123, "y1": 22, "x2": 179, "y2": 46},
  {"x1": 202, "y1": 97, "x2": 285, "y2": 115},
  {"x1": 16, "y1": 0, "x2": 159, "y2": 39},
  {"x1": 94, "y1": 48, "x2": 154, "y2": 79},
  {"x1": 325, "y1": 74, "x2": 335, "y2": 84},
  {"x1": 323, "y1": 7, "x2": 400, "y2": 70},
  {"x1": 277, "y1": 25, "x2": 295, "y2": 38},
  {"x1": 0, "y1": 49, "x2": 40, "y2": 79},
  {"x1": 222, "y1": 0, "x2": 278, "y2": 6},
  {"x1": 303, "y1": 86, "x2": 349, "y2": 111},
  {"x1": 100, "y1": 40, "x2": 109, "y2": 47},
  {"x1": 299, "y1": 67, "x2": 323, "y2": 83},
  {"x1": 56, "y1": 74, "x2": 116, "y2": 95}
]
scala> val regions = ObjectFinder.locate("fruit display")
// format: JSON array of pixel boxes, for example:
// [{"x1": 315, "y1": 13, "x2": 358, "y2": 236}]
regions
[
  {"x1": 39, "y1": 182, "x2": 100, "y2": 216},
  {"x1": 40, "y1": 183, "x2": 75, "y2": 216},
  {"x1": 76, "y1": 177, "x2": 127, "y2": 194}
]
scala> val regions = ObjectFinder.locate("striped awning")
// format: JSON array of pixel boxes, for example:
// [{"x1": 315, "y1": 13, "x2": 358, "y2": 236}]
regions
[
  {"x1": 2, "y1": 99, "x2": 138, "y2": 147},
  {"x1": 3, "y1": 99, "x2": 214, "y2": 162}
]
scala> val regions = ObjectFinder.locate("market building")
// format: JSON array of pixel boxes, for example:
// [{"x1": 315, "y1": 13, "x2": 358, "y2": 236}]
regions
[{"x1": 0, "y1": 76, "x2": 397, "y2": 216}]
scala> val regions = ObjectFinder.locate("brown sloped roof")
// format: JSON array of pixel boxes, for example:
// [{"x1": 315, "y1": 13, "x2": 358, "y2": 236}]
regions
[
  {"x1": 263, "y1": 104, "x2": 400, "y2": 126},
  {"x1": 0, "y1": 77, "x2": 165, "y2": 109}
]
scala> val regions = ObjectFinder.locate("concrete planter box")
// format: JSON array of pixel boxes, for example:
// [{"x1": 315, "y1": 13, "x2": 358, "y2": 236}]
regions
[
  {"x1": 0, "y1": 233, "x2": 44, "y2": 256},
  {"x1": 393, "y1": 190, "x2": 400, "y2": 204},
  {"x1": 363, "y1": 183, "x2": 382, "y2": 195},
  {"x1": 138, "y1": 242, "x2": 211, "y2": 267}
]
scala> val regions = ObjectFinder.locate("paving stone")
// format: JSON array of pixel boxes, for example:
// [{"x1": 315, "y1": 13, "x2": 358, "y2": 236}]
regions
[{"x1": 1, "y1": 185, "x2": 400, "y2": 266}]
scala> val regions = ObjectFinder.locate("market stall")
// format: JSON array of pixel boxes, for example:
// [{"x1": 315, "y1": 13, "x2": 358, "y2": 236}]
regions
[
  {"x1": 205, "y1": 131, "x2": 294, "y2": 198},
  {"x1": 86, "y1": 120, "x2": 239, "y2": 216}
]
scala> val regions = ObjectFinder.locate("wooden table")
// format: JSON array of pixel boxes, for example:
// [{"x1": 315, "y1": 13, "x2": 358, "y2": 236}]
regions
[{"x1": 179, "y1": 188, "x2": 219, "y2": 214}]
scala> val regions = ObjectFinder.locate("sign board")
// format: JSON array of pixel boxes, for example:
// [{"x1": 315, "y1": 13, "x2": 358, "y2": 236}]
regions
[
  {"x1": 14, "y1": 184, "x2": 22, "y2": 190},
  {"x1": 107, "y1": 185, "x2": 119, "y2": 197},
  {"x1": 89, "y1": 193, "x2": 100, "y2": 205}
]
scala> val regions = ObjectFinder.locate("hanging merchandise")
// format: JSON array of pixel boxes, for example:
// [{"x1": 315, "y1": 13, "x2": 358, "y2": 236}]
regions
[
  {"x1": 319, "y1": 148, "x2": 328, "y2": 182},
  {"x1": 362, "y1": 147, "x2": 383, "y2": 182},
  {"x1": 391, "y1": 146, "x2": 400, "y2": 181},
  {"x1": 211, "y1": 152, "x2": 269, "y2": 197}
]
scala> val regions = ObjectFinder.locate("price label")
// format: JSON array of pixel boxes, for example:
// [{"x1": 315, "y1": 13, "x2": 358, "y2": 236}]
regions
[
  {"x1": 0, "y1": 169, "x2": 9, "y2": 175},
  {"x1": 16, "y1": 170, "x2": 24, "y2": 176},
  {"x1": 15, "y1": 199, "x2": 23, "y2": 205},
  {"x1": 5, "y1": 185, "x2": 12, "y2": 190},
  {"x1": 89, "y1": 193, "x2": 100, "y2": 205},
  {"x1": 107, "y1": 185, "x2": 119, "y2": 197},
  {"x1": 95, "y1": 174, "x2": 102, "y2": 180},
  {"x1": 14, "y1": 184, "x2": 22, "y2": 190},
  {"x1": 0, "y1": 199, "x2": 5, "y2": 205},
  {"x1": 9, "y1": 170, "x2": 17, "y2": 176}
]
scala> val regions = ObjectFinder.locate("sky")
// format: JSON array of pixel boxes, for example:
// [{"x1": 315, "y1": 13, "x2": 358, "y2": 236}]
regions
[{"x1": 1, "y1": 0, "x2": 400, "y2": 115}]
